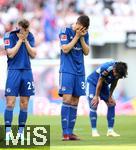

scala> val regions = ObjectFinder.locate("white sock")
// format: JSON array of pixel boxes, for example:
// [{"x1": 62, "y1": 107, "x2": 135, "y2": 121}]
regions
[
  {"x1": 92, "y1": 128, "x2": 98, "y2": 132},
  {"x1": 108, "y1": 128, "x2": 113, "y2": 132}
]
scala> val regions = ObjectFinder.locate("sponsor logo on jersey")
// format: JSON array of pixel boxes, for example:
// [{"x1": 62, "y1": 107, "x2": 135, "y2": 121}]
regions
[
  {"x1": 60, "y1": 35, "x2": 67, "y2": 41},
  {"x1": 73, "y1": 46, "x2": 82, "y2": 51}
]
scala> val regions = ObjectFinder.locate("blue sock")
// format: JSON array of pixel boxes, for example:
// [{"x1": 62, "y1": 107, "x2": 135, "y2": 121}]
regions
[
  {"x1": 61, "y1": 102, "x2": 70, "y2": 135},
  {"x1": 89, "y1": 108, "x2": 97, "y2": 129},
  {"x1": 18, "y1": 109, "x2": 28, "y2": 134},
  {"x1": 107, "y1": 106, "x2": 115, "y2": 129},
  {"x1": 4, "y1": 107, "x2": 13, "y2": 133},
  {"x1": 68, "y1": 105, "x2": 77, "y2": 135}
]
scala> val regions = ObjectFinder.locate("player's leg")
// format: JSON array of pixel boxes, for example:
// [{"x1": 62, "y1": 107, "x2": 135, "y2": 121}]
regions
[
  {"x1": 18, "y1": 70, "x2": 35, "y2": 138},
  {"x1": 4, "y1": 70, "x2": 20, "y2": 140},
  {"x1": 107, "y1": 104, "x2": 120, "y2": 137},
  {"x1": 59, "y1": 73, "x2": 74, "y2": 140},
  {"x1": 100, "y1": 86, "x2": 120, "y2": 137},
  {"x1": 4, "y1": 96, "x2": 16, "y2": 139},
  {"x1": 86, "y1": 82, "x2": 100, "y2": 137},
  {"x1": 68, "y1": 96, "x2": 79, "y2": 140},
  {"x1": 67, "y1": 75, "x2": 85, "y2": 140},
  {"x1": 107, "y1": 104, "x2": 115, "y2": 131},
  {"x1": 61, "y1": 94, "x2": 72, "y2": 140},
  {"x1": 18, "y1": 96, "x2": 29, "y2": 139}
]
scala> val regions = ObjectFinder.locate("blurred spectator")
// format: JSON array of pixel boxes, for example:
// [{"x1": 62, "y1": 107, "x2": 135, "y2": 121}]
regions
[{"x1": 0, "y1": 0, "x2": 136, "y2": 58}]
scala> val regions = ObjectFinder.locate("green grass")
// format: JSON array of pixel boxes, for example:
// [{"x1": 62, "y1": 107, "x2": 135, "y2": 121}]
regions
[{"x1": 0, "y1": 115, "x2": 136, "y2": 150}]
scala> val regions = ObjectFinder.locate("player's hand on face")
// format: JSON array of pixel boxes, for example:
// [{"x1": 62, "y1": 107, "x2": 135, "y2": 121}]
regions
[
  {"x1": 107, "y1": 97, "x2": 116, "y2": 106},
  {"x1": 91, "y1": 96, "x2": 99, "y2": 107},
  {"x1": 75, "y1": 26, "x2": 84, "y2": 37},
  {"x1": 80, "y1": 27, "x2": 88, "y2": 36},
  {"x1": 76, "y1": 27, "x2": 87, "y2": 38},
  {"x1": 23, "y1": 30, "x2": 29, "y2": 39},
  {"x1": 17, "y1": 33, "x2": 26, "y2": 42}
]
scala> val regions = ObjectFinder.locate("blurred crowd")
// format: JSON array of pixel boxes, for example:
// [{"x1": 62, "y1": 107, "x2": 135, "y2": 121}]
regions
[{"x1": 0, "y1": 0, "x2": 136, "y2": 58}]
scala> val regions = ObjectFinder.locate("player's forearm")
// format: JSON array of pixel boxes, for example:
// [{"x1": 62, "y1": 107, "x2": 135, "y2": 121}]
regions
[
  {"x1": 109, "y1": 80, "x2": 118, "y2": 97},
  {"x1": 95, "y1": 78, "x2": 104, "y2": 97},
  {"x1": 25, "y1": 40, "x2": 36, "y2": 58},
  {"x1": 80, "y1": 37, "x2": 89, "y2": 56},
  {"x1": 7, "y1": 40, "x2": 22, "y2": 58},
  {"x1": 61, "y1": 36, "x2": 79, "y2": 53}
]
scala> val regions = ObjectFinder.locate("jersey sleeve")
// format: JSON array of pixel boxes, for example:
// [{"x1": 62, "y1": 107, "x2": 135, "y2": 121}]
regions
[
  {"x1": 99, "y1": 65, "x2": 113, "y2": 78},
  {"x1": 3, "y1": 33, "x2": 15, "y2": 50},
  {"x1": 28, "y1": 33, "x2": 35, "y2": 47},
  {"x1": 59, "y1": 27, "x2": 69, "y2": 45},
  {"x1": 84, "y1": 32, "x2": 89, "y2": 45}
]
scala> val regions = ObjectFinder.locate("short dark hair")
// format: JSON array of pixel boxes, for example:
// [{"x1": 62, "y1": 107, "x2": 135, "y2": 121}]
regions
[
  {"x1": 77, "y1": 15, "x2": 90, "y2": 29},
  {"x1": 114, "y1": 62, "x2": 128, "y2": 78},
  {"x1": 18, "y1": 19, "x2": 30, "y2": 29}
]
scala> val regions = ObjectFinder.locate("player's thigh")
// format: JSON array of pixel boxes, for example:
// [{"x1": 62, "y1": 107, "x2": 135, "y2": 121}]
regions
[
  {"x1": 20, "y1": 96, "x2": 30, "y2": 109},
  {"x1": 6, "y1": 96, "x2": 16, "y2": 108},
  {"x1": 73, "y1": 75, "x2": 85, "y2": 97},
  {"x1": 5, "y1": 70, "x2": 21, "y2": 96},
  {"x1": 20, "y1": 70, "x2": 35, "y2": 96},
  {"x1": 86, "y1": 81, "x2": 97, "y2": 110},
  {"x1": 59, "y1": 73, "x2": 75, "y2": 97},
  {"x1": 100, "y1": 85, "x2": 110, "y2": 103}
]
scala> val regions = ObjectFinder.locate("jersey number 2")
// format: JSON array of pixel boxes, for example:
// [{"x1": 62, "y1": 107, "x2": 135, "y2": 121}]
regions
[{"x1": 27, "y1": 82, "x2": 34, "y2": 90}]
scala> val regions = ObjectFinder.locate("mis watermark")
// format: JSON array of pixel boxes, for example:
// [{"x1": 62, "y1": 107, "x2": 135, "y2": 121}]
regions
[{"x1": 0, "y1": 125, "x2": 50, "y2": 148}]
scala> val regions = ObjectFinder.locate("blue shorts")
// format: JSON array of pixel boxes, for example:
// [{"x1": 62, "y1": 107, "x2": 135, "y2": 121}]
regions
[
  {"x1": 5, "y1": 69, "x2": 35, "y2": 96},
  {"x1": 86, "y1": 81, "x2": 110, "y2": 108},
  {"x1": 59, "y1": 72, "x2": 85, "y2": 97}
]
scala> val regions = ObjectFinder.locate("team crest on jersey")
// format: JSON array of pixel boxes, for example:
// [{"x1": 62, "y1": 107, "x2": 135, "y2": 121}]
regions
[
  {"x1": 61, "y1": 35, "x2": 67, "y2": 41},
  {"x1": 6, "y1": 88, "x2": 11, "y2": 93},
  {"x1": 61, "y1": 86, "x2": 66, "y2": 91},
  {"x1": 4, "y1": 39, "x2": 10, "y2": 46}
]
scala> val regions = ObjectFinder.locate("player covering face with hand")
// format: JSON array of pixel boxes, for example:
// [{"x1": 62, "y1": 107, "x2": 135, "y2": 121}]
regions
[
  {"x1": 59, "y1": 15, "x2": 90, "y2": 140},
  {"x1": 4, "y1": 19, "x2": 36, "y2": 141},
  {"x1": 86, "y1": 61, "x2": 128, "y2": 137}
]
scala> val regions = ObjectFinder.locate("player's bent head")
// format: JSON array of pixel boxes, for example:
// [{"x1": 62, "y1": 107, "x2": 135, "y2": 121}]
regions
[
  {"x1": 76, "y1": 15, "x2": 90, "y2": 29},
  {"x1": 114, "y1": 62, "x2": 128, "y2": 79},
  {"x1": 18, "y1": 18, "x2": 30, "y2": 30}
]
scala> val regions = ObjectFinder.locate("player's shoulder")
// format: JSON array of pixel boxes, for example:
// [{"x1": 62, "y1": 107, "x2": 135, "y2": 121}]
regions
[
  {"x1": 60, "y1": 25, "x2": 71, "y2": 33},
  {"x1": 102, "y1": 61, "x2": 116, "y2": 71},
  {"x1": 4, "y1": 32, "x2": 10, "y2": 39},
  {"x1": 4, "y1": 29, "x2": 19, "y2": 39},
  {"x1": 10, "y1": 29, "x2": 20, "y2": 36},
  {"x1": 28, "y1": 31, "x2": 34, "y2": 39}
]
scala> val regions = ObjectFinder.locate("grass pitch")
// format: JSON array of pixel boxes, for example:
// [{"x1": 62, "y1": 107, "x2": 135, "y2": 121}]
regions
[{"x1": 0, "y1": 115, "x2": 136, "y2": 150}]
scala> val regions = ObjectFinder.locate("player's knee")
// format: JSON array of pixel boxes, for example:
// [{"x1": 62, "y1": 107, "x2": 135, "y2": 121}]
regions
[
  {"x1": 89, "y1": 102, "x2": 98, "y2": 110},
  {"x1": 63, "y1": 99, "x2": 71, "y2": 104},
  {"x1": 71, "y1": 99, "x2": 79, "y2": 106},
  {"x1": 6, "y1": 101, "x2": 15, "y2": 108},
  {"x1": 62, "y1": 94, "x2": 72, "y2": 104},
  {"x1": 20, "y1": 101, "x2": 28, "y2": 109},
  {"x1": 88, "y1": 98, "x2": 98, "y2": 110}
]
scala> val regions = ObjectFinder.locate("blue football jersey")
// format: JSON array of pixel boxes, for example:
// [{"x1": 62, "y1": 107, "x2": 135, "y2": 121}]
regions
[
  {"x1": 87, "y1": 61, "x2": 116, "y2": 85},
  {"x1": 59, "y1": 25, "x2": 89, "y2": 75},
  {"x1": 4, "y1": 29, "x2": 35, "y2": 69}
]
